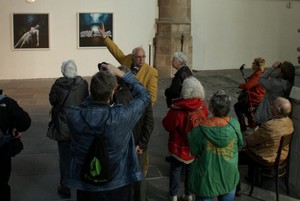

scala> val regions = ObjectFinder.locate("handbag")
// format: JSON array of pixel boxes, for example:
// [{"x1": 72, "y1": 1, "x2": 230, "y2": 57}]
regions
[{"x1": 47, "y1": 80, "x2": 75, "y2": 141}]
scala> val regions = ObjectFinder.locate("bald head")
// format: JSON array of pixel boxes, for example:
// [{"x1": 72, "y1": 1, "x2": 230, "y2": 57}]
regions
[{"x1": 272, "y1": 97, "x2": 292, "y2": 116}]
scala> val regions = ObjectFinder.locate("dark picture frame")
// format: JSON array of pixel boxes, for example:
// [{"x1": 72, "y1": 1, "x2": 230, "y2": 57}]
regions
[
  {"x1": 78, "y1": 13, "x2": 113, "y2": 48},
  {"x1": 12, "y1": 13, "x2": 49, "y2": 50}
]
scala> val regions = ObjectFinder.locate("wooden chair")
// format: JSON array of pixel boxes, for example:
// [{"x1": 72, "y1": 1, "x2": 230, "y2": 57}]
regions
[{"x1": 248, "y1": 133, "x2": 293, "y2": 201}]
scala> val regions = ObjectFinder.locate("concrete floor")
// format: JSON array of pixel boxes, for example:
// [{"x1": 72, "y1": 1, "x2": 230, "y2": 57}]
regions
[{"x1": 1, "y1": 69, "x2": 299, "y2": 201}]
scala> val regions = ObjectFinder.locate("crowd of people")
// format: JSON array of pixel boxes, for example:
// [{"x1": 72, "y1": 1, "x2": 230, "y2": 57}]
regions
[{"x1": 0, "y1": 21, "x2": 299, "y2": 201}]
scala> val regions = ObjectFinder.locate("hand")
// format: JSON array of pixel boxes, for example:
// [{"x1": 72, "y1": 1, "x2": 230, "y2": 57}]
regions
[
  {"x1": 100, "y1": 63, "x2": 125, "y2": 78},
  {"x1": 98, "y1": 22, "x2": 107, "y2": 39},
  {"x1": 136, "y1": 145, "x2": 143, "y2": 155},
  {"x1": 12, "y1": 128, "x2": 22, "y2": 138},
  {"x1": 272, "y1": 61, "x2": 281, "y2": 69}
]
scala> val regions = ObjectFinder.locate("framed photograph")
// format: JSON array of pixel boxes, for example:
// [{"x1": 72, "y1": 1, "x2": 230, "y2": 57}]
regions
[
  {"x1": 78, "y1": 13, "x2": 113, "y2": 48},
  {"x1": 12, "y1": 13, "x2": 49, "y2": 50}
]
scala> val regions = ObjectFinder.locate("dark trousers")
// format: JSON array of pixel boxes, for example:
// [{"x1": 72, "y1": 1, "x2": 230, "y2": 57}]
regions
[
  {"x1": 0, "y1": 157, "x2": 11, "y2": 201},
  {"x1": 133, "y1": 152, "x2": 147, "y2": 201},
  {"x1": 77, "y1": 184, "x2": 133, "y2": 201},
  {"x1": 169, "y1": 157, "x2": 191, "y2": 196},
  {"x1": 236, "y1": 150, "x2": 255, "y2": 191},
  {"x1": 58, "y1": 141, "x2": 71, "y2": 188}
]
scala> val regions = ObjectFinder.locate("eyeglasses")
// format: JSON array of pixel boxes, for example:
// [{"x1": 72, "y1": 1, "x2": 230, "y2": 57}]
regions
[{"x1": 135, "y1": 55, "x2": 146, "y2": 60}]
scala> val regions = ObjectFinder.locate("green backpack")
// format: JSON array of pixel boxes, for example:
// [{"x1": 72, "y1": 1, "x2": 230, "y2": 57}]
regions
[{"x1": 80, "y1": 111, "x2": 112, "y2": 185}]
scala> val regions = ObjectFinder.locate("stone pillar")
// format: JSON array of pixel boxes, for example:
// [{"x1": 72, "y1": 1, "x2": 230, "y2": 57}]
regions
[
  {"x1": 289, "y1": 68, "x2": 300, "y2": 195},
  {"x1": 153, "y1": 0, "x2": 192, "y2": 77}
]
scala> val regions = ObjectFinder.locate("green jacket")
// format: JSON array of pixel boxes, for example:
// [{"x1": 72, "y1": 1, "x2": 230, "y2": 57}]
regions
[{"x1": 188, "y1": 116, "x2": 243, "y2": 198}]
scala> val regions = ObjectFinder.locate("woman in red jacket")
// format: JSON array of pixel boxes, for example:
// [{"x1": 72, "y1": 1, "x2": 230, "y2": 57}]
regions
[
  {"x1": 234, "y1": 57, "x2": 266, "y2": 131},
  {"x1": 163, "y1": 76, "x2": 208, "y2": 201}
]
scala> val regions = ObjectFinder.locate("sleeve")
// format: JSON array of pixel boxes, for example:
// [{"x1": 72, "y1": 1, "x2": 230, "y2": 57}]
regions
[
  {"x1": 138, "y1": 105, "x2": 154, "y2": 150},
  {"x1": 246, "y1": 123, "x2": 271, "y2": 147},
  {"x1": 49, "y1": 82, "x2": 57, "y2": 106},
  {"x1": 187, "y1": 126, "x2": 202, "y2": 156},
  {"x1": 259, "y1": 68, "x2": 275, "y2": 91},
  {"x1": 165, "y1": 75, "x2": 182, "y2": 107},
  {"x1": 147, "y1": 69, "x2": 158, "y2": 105},
  {"x1": 162, "y1": 108, "x2": 184, "y2": 134},
  {"x1": 103, "y1": 37, "x2": 128, "y2": 64},
  {"x1": 12, "y1": 99, "x2": 31, "y2": 132},
  {"x1": 233, "y1": 119, "x2": 244, "y2": 148},
  {"x1": 239, "y1": 73, "x2": 259, "y2": 90},
  {"x1": 0, "y1": 97, "x2": 31, "y2": 145}
]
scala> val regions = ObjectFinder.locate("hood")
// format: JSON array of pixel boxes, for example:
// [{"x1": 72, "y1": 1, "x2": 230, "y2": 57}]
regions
[
  {"x1": 55, "y1": 76, "x2": 85, "y2": 90},
  {"x1": 172, "y1": 98, "x2": 205, "y2": 111},
  {"x1": 201, "y1": 120, "x2": 235, "y2": 148}
]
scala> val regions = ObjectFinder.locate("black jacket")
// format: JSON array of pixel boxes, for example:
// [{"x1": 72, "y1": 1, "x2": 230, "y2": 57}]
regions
[
  {"x1": 49, "y1": 76, "x2": 89, "y2": 141},
  {"x1": 0, "y1": 95, "x2": 31, "y2": 157},
  {"x1": 165, "y1": 66, "x2": 193, "y2": 108},
  {"x1": 114, "y1": 86, "x2": 154, "y2": 150}
]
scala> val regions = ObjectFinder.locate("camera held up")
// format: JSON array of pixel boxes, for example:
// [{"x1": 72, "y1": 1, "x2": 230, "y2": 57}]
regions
[{"x1": 98, "y1": 62, "x2": 108, "y2": 71}]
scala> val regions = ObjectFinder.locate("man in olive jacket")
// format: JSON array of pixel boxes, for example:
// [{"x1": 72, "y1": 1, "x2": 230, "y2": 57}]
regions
[
  {"x1": 236, "y1": 97, "x2": 294, "y2": 195},
  {"x1": 98, "y1": 22, "x2": 158, "y2": 105}
]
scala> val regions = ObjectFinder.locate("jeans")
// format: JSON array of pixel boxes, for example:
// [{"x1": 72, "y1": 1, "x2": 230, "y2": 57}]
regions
[
  {"x1": 169, "y1": 156, "x2": 191, "y2": 196},
  {"x1": 195, "y1": 188, "x2": 236, "y2": 201},
  {"x1": 58, "y1": 141, "x2": 71, "y2": 187},
  {"x1": 0, "y1": 157, "x2": 11, "y2": 201}
]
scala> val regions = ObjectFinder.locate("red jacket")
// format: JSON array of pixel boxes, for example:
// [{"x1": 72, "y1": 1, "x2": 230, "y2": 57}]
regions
[
  {"x1": 239, "y1": 70, "x2": 266, "y2": 106},
  {"x1": 162, "y1": 98, "x2": 208, "y2": 163}
]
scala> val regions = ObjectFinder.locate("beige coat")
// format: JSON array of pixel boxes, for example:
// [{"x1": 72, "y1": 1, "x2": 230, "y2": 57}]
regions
[{"x1": 246, "y1": 116, "x2": 294, "y2": 165}]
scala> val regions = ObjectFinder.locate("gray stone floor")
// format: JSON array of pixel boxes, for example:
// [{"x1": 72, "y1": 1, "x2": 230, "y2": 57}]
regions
[{"x1": 1, "y1": 69, "x2": 299, "y2": 201}]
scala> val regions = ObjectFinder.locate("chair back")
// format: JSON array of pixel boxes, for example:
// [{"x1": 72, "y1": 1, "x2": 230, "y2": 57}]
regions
[{"x1": 275, "y1": 133, "x2": 293, "y2": 168}]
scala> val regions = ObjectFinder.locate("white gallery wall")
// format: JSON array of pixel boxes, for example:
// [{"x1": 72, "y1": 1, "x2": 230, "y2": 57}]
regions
[
  {"x1": 0, "y1": 0, "x2": 299, "y2": 79},
  {"x1": 192, "y1": 0, "x2": 300, "y2": 70},
  {"x1": 0, "y1": 0, "x2": 157, "y2": 79}
]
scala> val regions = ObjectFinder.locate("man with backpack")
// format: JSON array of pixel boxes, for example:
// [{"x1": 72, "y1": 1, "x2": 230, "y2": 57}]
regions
[
  {"x1": 0, "y1": 90, "x2": 31, "y2": 201},
  {"x1": 64, "y1": 63, "x2": 151, "y2": 201}
]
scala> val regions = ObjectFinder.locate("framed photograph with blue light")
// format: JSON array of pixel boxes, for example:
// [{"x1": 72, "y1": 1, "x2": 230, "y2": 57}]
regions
[
  {"x1": 13, "y1": 13, "x2": 49, "y2": 50},
  {"x1": 78, "y1": 12, "x2": 113, "y2": 48}
]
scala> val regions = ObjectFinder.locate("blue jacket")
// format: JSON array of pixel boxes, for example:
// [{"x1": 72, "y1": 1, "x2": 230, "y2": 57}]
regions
[{"x1": 64, "y1": 72, "x2": 151, "y2": 191}]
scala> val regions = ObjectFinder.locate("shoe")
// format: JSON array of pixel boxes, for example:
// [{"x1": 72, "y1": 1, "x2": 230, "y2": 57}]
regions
[
  {"x1": 179, "y1": 194, "x2": 193, "y2": 201},
  {"x1": 57, "y1": 185, "x2": 71, "y2": 198},
  {"x1": 170, "y1": 195, "x2": 177, "y2": 201}
]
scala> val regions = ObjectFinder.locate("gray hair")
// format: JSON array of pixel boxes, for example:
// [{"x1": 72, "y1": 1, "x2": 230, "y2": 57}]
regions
[
  {"x1": 61, "y1": 60, "x2": 77, "y2": 78},
  {"x1": 173, "y1": 52, "x2": 188, "y2": 66},
  {"x1": 181, "y1": 76, "x2": 205, "y2": 99},
  {"x1": 209, "y1": 90, "x2": 231, "y2": 117},
  {"x1": 90, "y1": 71, "x2": 117, "y2": 102},
  {"x1": 132, "y1": 47, "x2": 145, "y2": 56}
]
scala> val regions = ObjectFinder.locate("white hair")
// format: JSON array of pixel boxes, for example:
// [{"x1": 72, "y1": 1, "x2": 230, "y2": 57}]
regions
[
  {"x1": 181, "y1": 76, "x2": 205, "y2": 99},
  {"x1": 61, "y1": 60, "x2": 77, "y2": 78},
  {"x1": 173, "y1": 52, "x2": 188, "y2": 66}
]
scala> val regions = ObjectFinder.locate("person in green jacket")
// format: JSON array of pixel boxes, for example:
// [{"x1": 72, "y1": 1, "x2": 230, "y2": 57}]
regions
[{"x1": 188, "y1": 90, "x2": 243, "y2": 201}]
